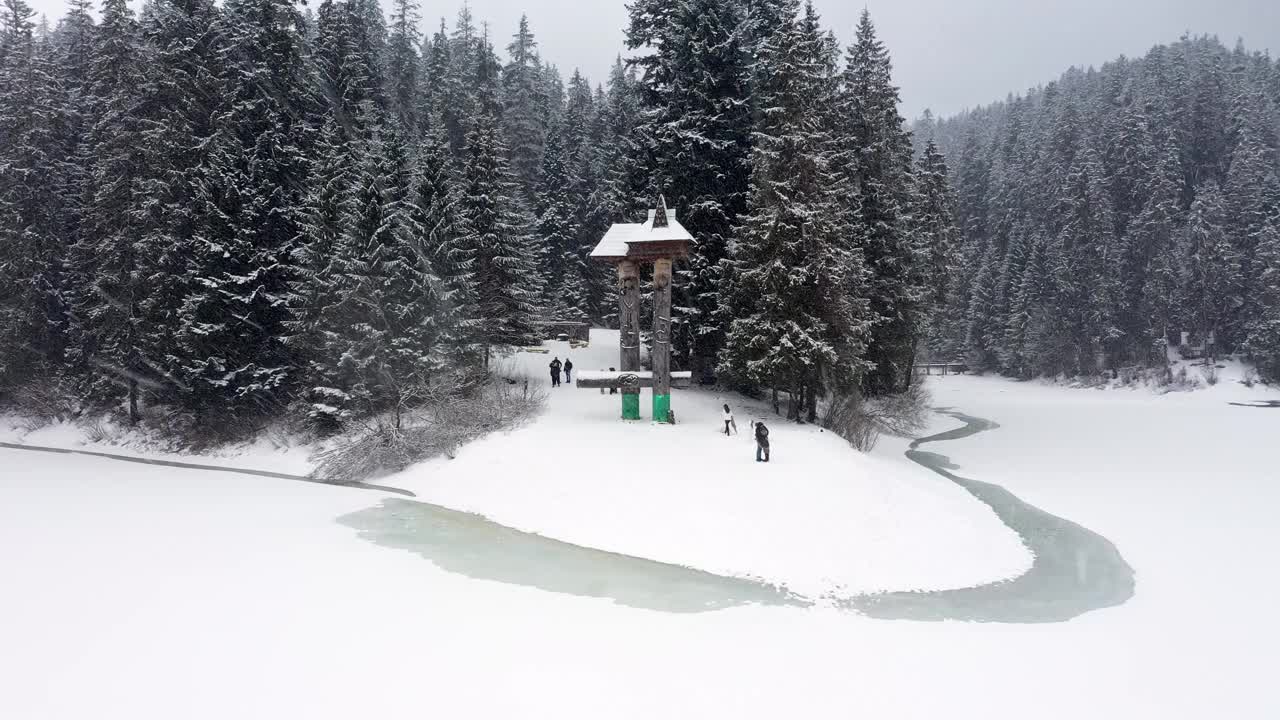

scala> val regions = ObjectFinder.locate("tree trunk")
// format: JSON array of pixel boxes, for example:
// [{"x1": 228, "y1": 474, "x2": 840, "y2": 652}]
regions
[{"x1": 128, "y1": 379, "x2": 139, "y2": 426}]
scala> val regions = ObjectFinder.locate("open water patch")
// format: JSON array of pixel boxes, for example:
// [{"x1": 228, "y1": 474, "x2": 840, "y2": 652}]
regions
[
  {"x1": 337, "y1": 498, "x2": 811, "y2": 614},
  {"x1": 842, "y1": 410, "x2": 1136, "y2": 623}
]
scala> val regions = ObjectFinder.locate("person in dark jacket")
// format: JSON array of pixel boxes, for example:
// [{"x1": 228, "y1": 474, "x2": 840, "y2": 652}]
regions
[
  {"x1": 754, "y1": 421, "x2": 770, "y2": 462},
  {"x1": 549, "y1": 357, "x2": 562, "y2": 387},
  {"x1": 563, "y1": 357, "x2": 573, "y2": 383}
]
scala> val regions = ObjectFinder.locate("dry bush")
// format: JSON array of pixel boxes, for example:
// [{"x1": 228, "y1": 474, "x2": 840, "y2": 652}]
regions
[
  {"x1": 1200, "y1": 363, "x2": 1220, "y2": 386},
  {"x1": 6, "y1": 378, "x2": 79, "y2": 423},
  {"x1": 82, "y1": 417, "x2": 116, "y2": 444},
  {"x1": 823, "y1": 381, "x2": 932, "y2": 452},
  {"x1": 313, "y1": 371, "x2": 546, "y2": 482}
]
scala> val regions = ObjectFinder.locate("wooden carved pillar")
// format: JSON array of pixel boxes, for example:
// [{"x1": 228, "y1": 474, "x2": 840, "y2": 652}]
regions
[
  {"x1": 618, "y1": 260, "x2": 642, "y2": 420},
  {"x1": 652, "y1": 258, "x2": 673, "y2": 423}
]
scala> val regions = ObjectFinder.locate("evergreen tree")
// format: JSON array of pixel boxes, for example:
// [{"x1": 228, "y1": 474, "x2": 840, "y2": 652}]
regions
[
  {"x1": 502, "y1": 14, "x2": 545, "y2": 204},
  {"x1": 458, "y1": 111, "x2": 543, "y2": 366},
  {"x1": 719, "y1": 0, "x2": 870, "y2": 420},
  {"x1": 1244, "y1": 215, "x2": 1280, "y2": 380},
  {"x1": 837, "y1": 10, "x2": 922, "y2": 395},
  {"x1": 1178, "y1": 180, "x2": 1242, "y2": 359},
  {"x1": 913, "y1": 140, "x2": 960, "y2": 324},
  {"x1": 385, "y1": 0, "x2": 420, "y2": 132},
  {"x1": 64, "y1": 0, "x2": 153, "y2": 420},
  {"x1": 626, "y1": 0, "x2": 752, "y2": 375},
  {"x1": 0, "y1": 0, "x2": 71, "y2": 390},
  {"x1": 405, "y1": 124, "x2": 477, "y2": 362},
  {"x1": 168, "y1": 0, "x2": 313, "y2": 425}
]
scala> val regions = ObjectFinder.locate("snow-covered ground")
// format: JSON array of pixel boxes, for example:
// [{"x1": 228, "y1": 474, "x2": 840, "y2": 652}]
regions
[
  {"x1": 3, "y1": 333, "x2": 1279, "y2": 718},
  {"x1": 390, "y1": 331, "x2": 1029, "y2": 598}
]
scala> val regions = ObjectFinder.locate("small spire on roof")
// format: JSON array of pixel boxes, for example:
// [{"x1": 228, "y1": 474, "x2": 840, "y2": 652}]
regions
[{"x1": 653, "y1": 195, "x2": 669, "y2": 229}]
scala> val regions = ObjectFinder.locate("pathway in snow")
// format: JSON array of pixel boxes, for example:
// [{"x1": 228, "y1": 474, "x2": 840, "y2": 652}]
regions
[
  {"x1": 845, "y1": 410, "x2": 1136, "y2": 622},
  {"x1": 0, "y1": 440, "x2": 416, "y2": 497}
]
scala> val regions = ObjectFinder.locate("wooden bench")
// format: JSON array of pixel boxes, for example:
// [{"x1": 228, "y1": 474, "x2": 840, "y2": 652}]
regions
[
  {"x1": 534, "y1": 321, "x2": 591, "y2": 342},
  {"x1": 575, "y1": 370, "x2": 693, "y2": 390},
  {"x1": 913, "y1": 362, "x2": 970, "y2": 376}
]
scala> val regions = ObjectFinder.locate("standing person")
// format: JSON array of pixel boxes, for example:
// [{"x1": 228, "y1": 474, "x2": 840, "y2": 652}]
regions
[
  {"x1": 549, "y1": 357, "x2": 562, "y2": 387},
  {"x1": 722, "y1": 404, "x2": 737, "y2": 436},
  {"x1": 608, "y1": 367, "x2": 618, "y2": 395},
  {"x1": 563, "y1": 357, "x2": 573, "y2": 384},
  {"x1": 753, "y1": 421, "x2": 770, "y2": 462}
]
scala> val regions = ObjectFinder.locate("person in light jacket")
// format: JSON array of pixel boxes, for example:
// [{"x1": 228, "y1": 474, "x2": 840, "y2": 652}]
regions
[{"x1": 722, "y1": 404, "x2": 737, "y2": 436}]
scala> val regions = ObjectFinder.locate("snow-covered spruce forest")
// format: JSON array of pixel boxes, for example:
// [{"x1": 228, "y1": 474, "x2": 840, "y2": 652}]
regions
[
  {"x1": 1, "y1": 0, "x2": 1278, "y2": 440},
  {"x1": 918, "y1": 36, "x2": 1280, "y2": 381}
]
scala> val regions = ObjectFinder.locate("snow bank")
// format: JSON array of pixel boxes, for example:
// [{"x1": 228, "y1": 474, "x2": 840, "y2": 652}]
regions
[{"x1": 391, "y1": 330, "x2": 1032, "y2": 598}]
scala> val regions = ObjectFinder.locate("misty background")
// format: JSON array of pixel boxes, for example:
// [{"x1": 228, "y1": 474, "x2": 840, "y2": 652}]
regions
[{"x1": 23, "y1": 0, "x2": 1280, "y2": 118}]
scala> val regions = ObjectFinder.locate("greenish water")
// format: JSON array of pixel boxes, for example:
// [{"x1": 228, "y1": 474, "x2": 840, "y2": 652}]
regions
[
  {"x1": 841, "y1": 410, "x2": 1136, "y2": 623},
  {"x1": 337, "y1": 498, "x2": 811, "y2": 613}
]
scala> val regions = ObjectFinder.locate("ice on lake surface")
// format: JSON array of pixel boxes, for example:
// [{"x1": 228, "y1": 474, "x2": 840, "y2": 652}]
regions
[{"x1": 338, "y1": 497, "x2": 811, "y2": 613}]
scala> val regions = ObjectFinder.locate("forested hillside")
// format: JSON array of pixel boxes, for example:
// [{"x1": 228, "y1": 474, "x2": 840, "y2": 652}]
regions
[
  {"x1": 0, "y1": 0, "x2": 951, "y2": 436},
  {"x1": 919, "y1": 37, "x2": 1280, "y2": 380}
]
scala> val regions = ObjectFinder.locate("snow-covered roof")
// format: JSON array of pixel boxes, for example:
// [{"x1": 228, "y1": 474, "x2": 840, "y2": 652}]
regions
[{"x1": 589, "y1": 206, "x2": 693, "y2": 261}]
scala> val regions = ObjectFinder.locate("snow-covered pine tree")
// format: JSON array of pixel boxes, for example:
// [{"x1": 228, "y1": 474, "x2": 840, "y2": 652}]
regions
[
  {"x1": 0, "y1": 0, "x2": 71, "y2": 390},
  {"x1": 626, "y1": 0, "x2": 752, "y2": 376},
  {"x1": 561, "y1": 70, "x2": 608, "y2": 321},
  {"x1": 385, "y1": 0, "x2": 420, "y2": 133},
  {"x1": 835, "y1": 10, "x2": 925, "y2": 396},
  {"x1": 288, "y1": 115, "x2": 355, "y2": 427},
  {"x1": 1223, "y1": 105, "x2": 1280, "y2": 346},
  {"x1": 64, "y1": 0, "x2": 154, "y2": 420},
  {"x1": 416, "y1": 18, "x2": 450, "y2": 138},
  {"x1": 168, "y1": 0, "x2": 313, "y2": 427},
  {"x1": 405, "y1": 123, "x2": 478, "y2": 364},
  {"x1": 304, "y1": 125, "x2": 446, "y2": 425},
  {"x1": 598, "y1": 57, "x2": 646, "y2": 224},
  {"x1": 313, "y1": 0, "x2": 385, "y2": 140},
  {"x1": 458, "y1": 109, "x2": 543, "y2": 367},
  {"x1": 1244, "y1": 215, "x2": 1280, "y2": 380},
  {"x1": 130, "y1": 0, "x2": 229, "y2": 410},
  {"x1": 719, "y1": 0, "x2": 870, "y2": 421},
  {"x1": 535, "y1": 118, "x2": 576, "y2": 298},
  {"x1": 912, "y1": 140, "x2": 960, "y2": 332},
  {"x1": 1178, "y1": 180, "x2": 1243, "y2": 360},
  {"x1": 1135, "y1": 144, "x2": 1186, "y2": 351},
  {"x1": 440, "y1": 5, "x2": 478, "y2": 154},
  {"x1": 502, "y1": 14, "x2": 545, "y2": 205}
]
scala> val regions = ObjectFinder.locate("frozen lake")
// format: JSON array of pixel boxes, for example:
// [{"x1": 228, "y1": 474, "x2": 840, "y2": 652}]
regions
[{"x1": 2, "y1": 369, "x2": 1278, "y2": 719}]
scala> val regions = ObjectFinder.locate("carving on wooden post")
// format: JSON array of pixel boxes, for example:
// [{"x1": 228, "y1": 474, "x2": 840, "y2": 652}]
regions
[
  {"x1": 618, "y1": 260, "x2": 642, "y2": 420},
  {"x1": 652, "y1": 258, "x2": 674, "y2": 422}
]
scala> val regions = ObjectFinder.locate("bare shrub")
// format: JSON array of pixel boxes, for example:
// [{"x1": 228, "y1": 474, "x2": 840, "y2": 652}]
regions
[
  {"x1": 823, "y1": 381, "x2": 932, "y2": 452},
  {"x1": 83, "y1": 417, "x2": 116, "y2": 444},
  {"x1": 1200, "y1": 363, "x2": 1219, "y2": 386},
  {"x1": 16, "y1": 415, "x2": 49, "y2": 434},
  {"x1": 313, "y1": 371, "x2": 546, "y2": 482},
  {"x1": 7, "y1": 378, "x2": 79, "y2": 423}
]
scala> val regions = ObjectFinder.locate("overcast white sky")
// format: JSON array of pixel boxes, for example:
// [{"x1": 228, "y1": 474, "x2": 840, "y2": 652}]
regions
[{"x1": 27, "y1": 0, "x2": 1280, "y2": 118}]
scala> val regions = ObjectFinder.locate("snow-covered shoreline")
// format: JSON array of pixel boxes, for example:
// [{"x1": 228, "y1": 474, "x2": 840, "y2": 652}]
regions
[{"x1": 5, "y1": 337, "x2": 1280, "y2": 719}]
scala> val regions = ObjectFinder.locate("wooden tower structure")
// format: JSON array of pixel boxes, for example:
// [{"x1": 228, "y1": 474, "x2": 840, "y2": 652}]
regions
[{"x1": 585, "y1": 197, "x2": 692, "y2": 421}]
